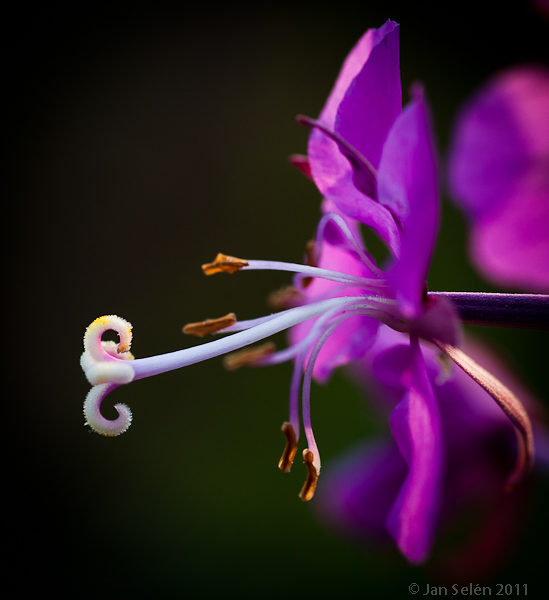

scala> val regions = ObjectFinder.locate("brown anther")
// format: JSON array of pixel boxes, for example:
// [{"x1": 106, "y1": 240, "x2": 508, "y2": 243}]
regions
[
  {"x1": 267, "y1": 285, "x2": 303, "y2": 310},
  {"x1": 201, "y1": 253, "x2": 249, "y2": 275},
  {"x1": 301, "y1": 240, "x2": 316, "y2": 289},
  {"x1": 182, "y1": 313, "x2": 237, "y2": 337},
  {"x1": 278, "y1": 422, "x2": 298, "y2": 473},
  {"x1": 222, "y1": 341, "x2": 276, "y2": 371},
  {"x1": 299, "y1": 449, "x2": 319, "y2": 502}
]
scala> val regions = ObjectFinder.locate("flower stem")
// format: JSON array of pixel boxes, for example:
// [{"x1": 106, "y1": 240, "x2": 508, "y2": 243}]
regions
[{"x1": 429, "y1": 292, "x2": 549, "y2": 330}]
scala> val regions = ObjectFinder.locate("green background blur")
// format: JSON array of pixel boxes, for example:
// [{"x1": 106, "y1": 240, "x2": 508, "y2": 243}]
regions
[{"x1": 6, "y1": 2, "x2": 548, "y2": 598}]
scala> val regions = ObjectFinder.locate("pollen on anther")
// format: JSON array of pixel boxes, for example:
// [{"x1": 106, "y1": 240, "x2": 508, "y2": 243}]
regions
[
  {"x1": 202, "y1": 253, "x2": 249, "y2": 275},
  {"x1": 222, "y1": 342, "x2": 276, "y2": 371},
  {"x1": 183, "y1": 313, "x2": 237, "y2": 337},
  {"x1": 278, "y1": 422, "x2": 298, "y2": 473},
  {"x1": 299, "y1": 449, "x2": 319, "y2": 502}
]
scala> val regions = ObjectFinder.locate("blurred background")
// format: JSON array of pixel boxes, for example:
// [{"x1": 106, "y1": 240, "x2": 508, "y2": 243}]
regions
[{"x1": 6, "y1": 2, "x2": 548, "y2": 597}]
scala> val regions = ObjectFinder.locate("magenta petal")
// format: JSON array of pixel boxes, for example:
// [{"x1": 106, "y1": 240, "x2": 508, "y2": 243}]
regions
[
  {"x1": 307, "y1": 20, "x2": 402, "y2": 255},
  {"x1": 318, "y1": 175, "x2": 402, "y2": 254},
  {"x1": 315, "y1": 20, "x2": 398, "y2": 131},
  {"x1": 448, "y1": 67, "x2": 549, "y2": 292},
  {"x1": 386, "y1": 337, "x2": 444, "y2": 564},
  {"x1": 380, "y1": 92, "x2": 439, "y2": 318},
  {"x1": 314, "y1": 441, "x2": 407, "y2": 544},
  {"x1": 470, "y1": 187, "x2": 549, "y2": 291},
  {"x1": 335, "y1": 21, "x2": 401, "y2": 170}
]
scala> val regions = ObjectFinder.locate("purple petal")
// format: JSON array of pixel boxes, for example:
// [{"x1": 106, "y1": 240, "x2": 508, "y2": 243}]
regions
[
  {"x1": 448, "y1": 67, "x2": 549, "y2": 292},
  {"x1": 315, "y1": 20, "x2": 398, "y2": 130},
  {"x1": 317, "y1": 175, "x2": 402, "y2": 254},
  {"x1": 335, "y1": 21, "x2": 401, "y2": 170},
  {"x1": 307, "y1": 20, "x2": 402, "y2": 254},
  {"x1": 380, "y1": 90, "x2": 439, "y2": 318},
  {"x1": 314, "y1": 441, "x2": 407, "y2": 544},
  {"x1": 469, "y1": 186, "x2": 549, "y2": 292},
  {"x1": 386, "y1": 336, "x2": 444, "y2": 564},
  {"x1": 299, "y1": 115, "x2": 377, "y2": 199}
]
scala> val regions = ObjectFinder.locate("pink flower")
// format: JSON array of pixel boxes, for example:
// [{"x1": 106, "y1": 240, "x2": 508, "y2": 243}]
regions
[{"x1": 448, "y1": 66, "x2": 549, "y2": 292}]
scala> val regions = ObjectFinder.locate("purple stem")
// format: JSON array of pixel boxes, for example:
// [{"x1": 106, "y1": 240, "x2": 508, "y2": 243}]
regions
[{"x1": 429, "y1": 292, "x2": 548, "y2": 331}]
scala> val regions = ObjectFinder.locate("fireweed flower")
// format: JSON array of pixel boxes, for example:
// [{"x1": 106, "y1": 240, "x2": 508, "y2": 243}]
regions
[
  {"x1": 448, "y1": 66, "x2": 549, "y2": 292},
  {"x1": 81, "y1": 20, "x2": 538, "y2": 530}
]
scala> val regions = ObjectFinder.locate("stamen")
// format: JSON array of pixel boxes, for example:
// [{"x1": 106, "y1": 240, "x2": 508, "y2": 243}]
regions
[
  {"x1": 433, "y1": 340, "x2": 534, "y2": 491},
  {"x1": 202, "y1": 253, "x2": 249, "y2": 275},
  {"x1": 222, "y1": 341, "x2": 276, "y2": 371},
  {"x1": 315, "y1": 212, "x2": 383, "y2": 276},
  {"x1": 183, "y1": 313, "x2": 237, "y2": 337},
  {"x1": 301, "y1": 240, "x2": 317, "y2": 289},
  {"x1": 278, "y1": 422, "x2": 298, "y2": 473},
  {"x1": 299, "y1": 449, "x2": 319, "y2": 501},
  {"x1": 266, "y1": 285, "x2": 303, "y2": 310},
  {"x1": 245, "y1": 259, "x2": 388, "y2": 289}
]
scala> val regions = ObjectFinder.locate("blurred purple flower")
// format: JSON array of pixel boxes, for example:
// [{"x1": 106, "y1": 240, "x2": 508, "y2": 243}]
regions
[{"x1": 448, "y1": 67, "x2": 549, "y2": 292}]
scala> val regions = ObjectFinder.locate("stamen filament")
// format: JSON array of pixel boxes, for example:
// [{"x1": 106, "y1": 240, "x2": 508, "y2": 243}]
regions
[
  {"x1": 300, "y1": 309, "x2": 372, "y2": 476},
  {"x1": 315, "y1": 212, "x2": 384, "y2": 276},
  {"x1": 281, "y1": 301, "x2": 389, "y2": 453},
  {"x1": 245, "y1": 259, "x2": 389, "y2": 289},
  {"x1": 214, "y1": 294, "x2": 396, "y2": 336}
]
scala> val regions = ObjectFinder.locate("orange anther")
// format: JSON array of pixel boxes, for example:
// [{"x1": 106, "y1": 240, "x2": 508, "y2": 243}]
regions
[
  {"x1": 266, "y1": 285, "x2": 303, "y2": 310},
  {"x1": 301, "y1": 240, "x2": 316, "y2": 289},
  {"x1": 299, "y1": 449, "x2": 319, "y2": 501},
  {"x1": 222, "y1": 342, "x2": 275, "y2": 371},
  {"x1": 183, "y1": 313, "x2": 237, "y2": 337},
  {"x1": 202, "y1": 253, "x2": 249, "y2": 275},
  {"x1": 278, "y1": 422, "x2": 298, "y2": 473}
]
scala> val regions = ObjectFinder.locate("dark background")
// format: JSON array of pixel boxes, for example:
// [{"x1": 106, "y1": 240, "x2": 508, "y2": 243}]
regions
[{"x1": 6, "y1": 2, "x2": 548, "y2": 598}]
